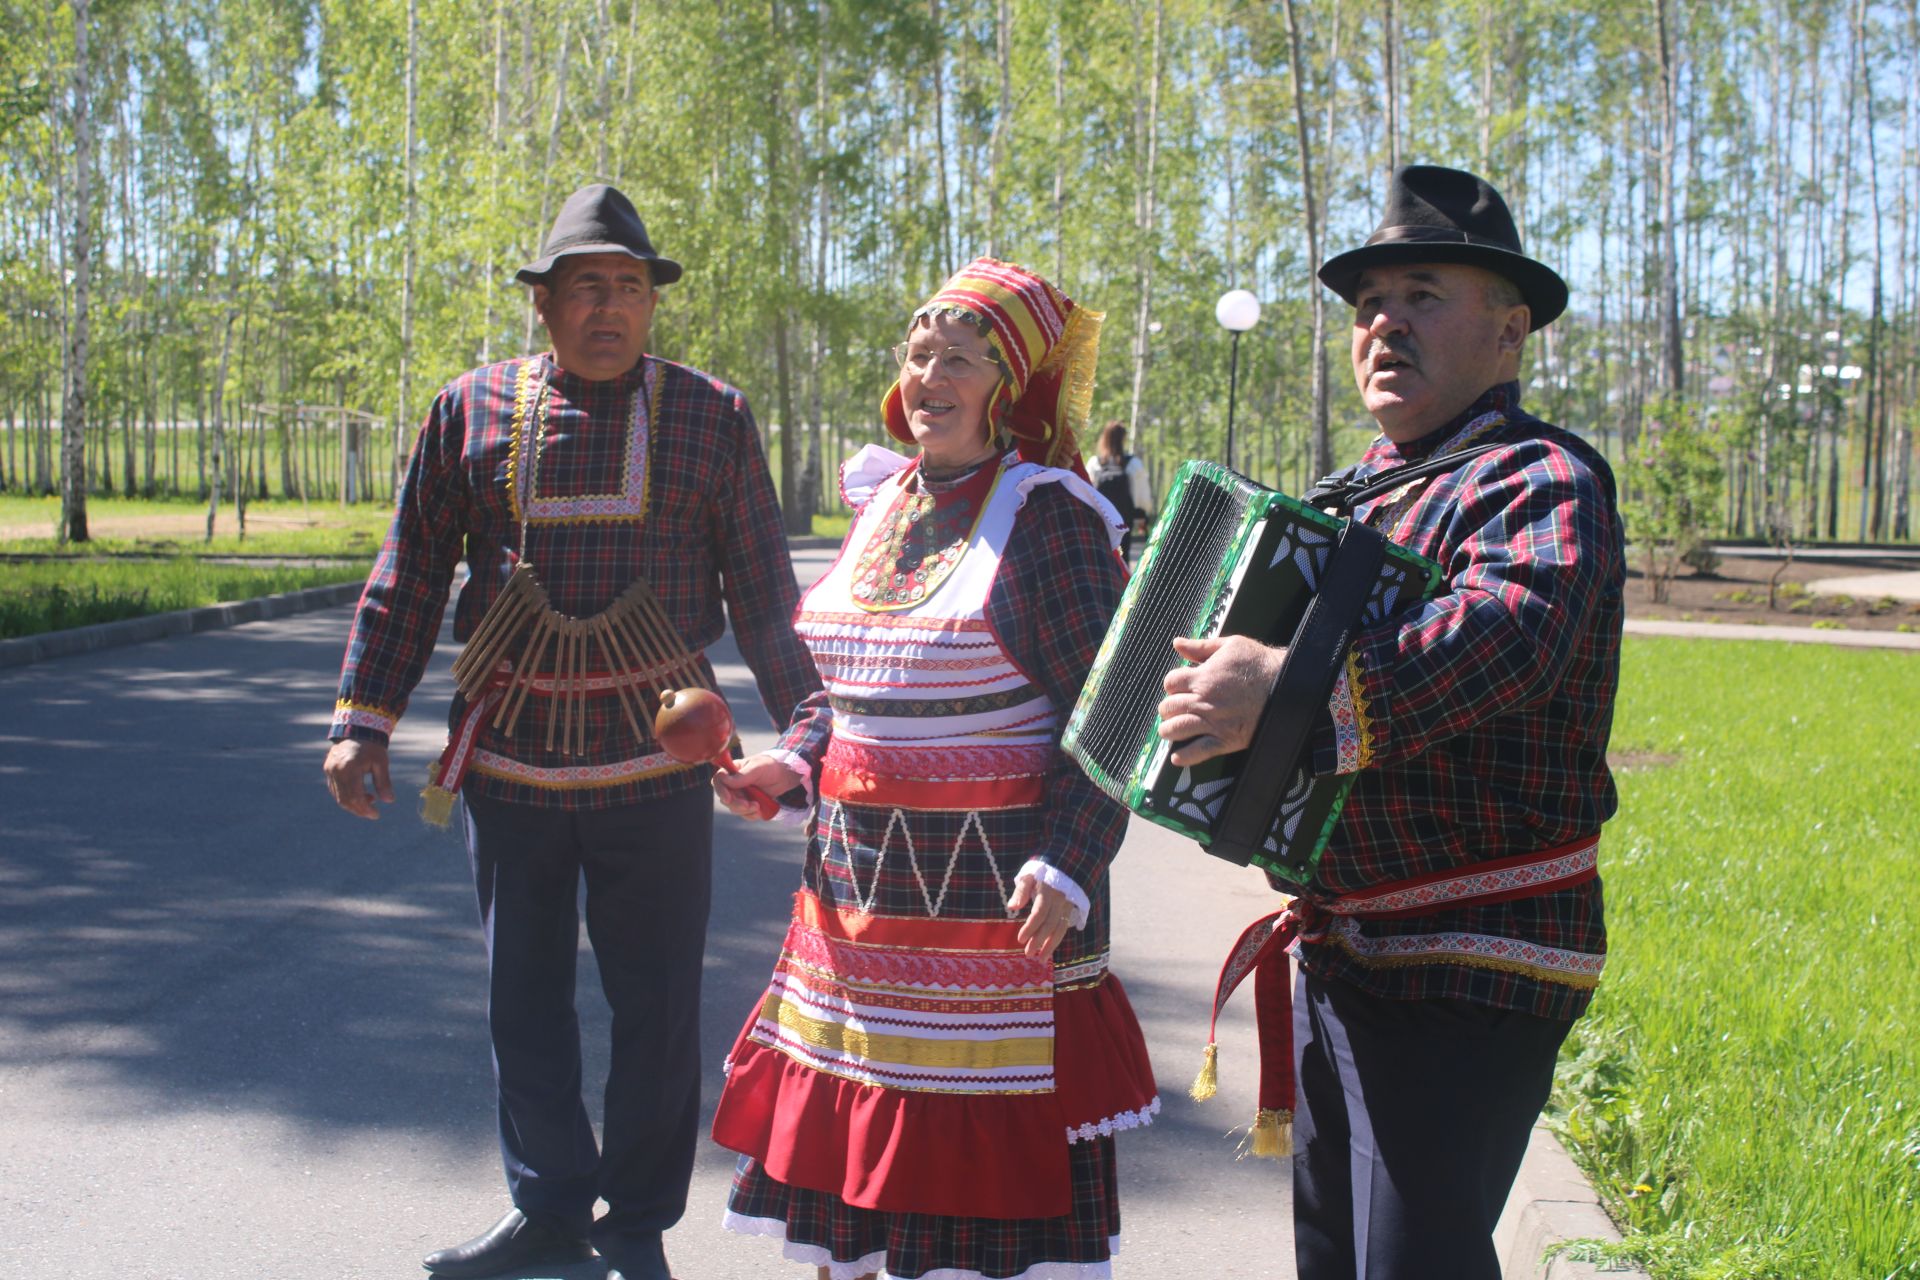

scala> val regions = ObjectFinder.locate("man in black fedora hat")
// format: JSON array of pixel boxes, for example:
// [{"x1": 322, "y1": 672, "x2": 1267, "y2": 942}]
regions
[
  {"x1": 1158, "y1": 164, "x2": 1624, "y2": 1277},
  {"x1": 323, "y1": 184, "x2": 827, "y2": 1280}
]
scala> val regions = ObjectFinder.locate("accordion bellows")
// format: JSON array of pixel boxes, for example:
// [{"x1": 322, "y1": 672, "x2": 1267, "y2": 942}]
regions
[{"x1": 1063, "y1": 462, "x2": 1442, "y2": 888}]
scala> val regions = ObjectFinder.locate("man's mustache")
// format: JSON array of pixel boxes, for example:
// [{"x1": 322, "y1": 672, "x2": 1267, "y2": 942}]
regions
[{"x1": 1366, "y1": 337, "x2": 1418, "y2": 368}]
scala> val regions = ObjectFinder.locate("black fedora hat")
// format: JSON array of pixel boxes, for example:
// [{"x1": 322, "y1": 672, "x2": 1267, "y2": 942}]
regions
[
  {"x1": 1317, "y1": 165, "x2": 1566, "y2": 331},
  {"x1": 517, "y1": 184, "x2": 683, "y2": 286}
]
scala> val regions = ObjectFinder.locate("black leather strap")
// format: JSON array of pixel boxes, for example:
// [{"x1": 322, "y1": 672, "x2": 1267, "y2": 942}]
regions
[
  {"x1": 1303, "y1": 441, "x2": 1507, "y2": 515},
  {"x1": 1207, "y1": 519, "x2": 1388, "y2": 866}
]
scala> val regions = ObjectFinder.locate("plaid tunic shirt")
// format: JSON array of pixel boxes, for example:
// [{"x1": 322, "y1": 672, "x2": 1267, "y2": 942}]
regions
[
  {"x1": 1299, "y1": 382, "x2": 1624, "y2": 1020},
  {"x1": 331, "y1": 353, "x2": 827, "y2": 809}
]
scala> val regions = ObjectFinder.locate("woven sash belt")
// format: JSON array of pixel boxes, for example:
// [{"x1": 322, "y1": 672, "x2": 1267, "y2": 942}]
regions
[{"x1": 1188, "y1": 834, "x2": 1600, "y2": 1158}]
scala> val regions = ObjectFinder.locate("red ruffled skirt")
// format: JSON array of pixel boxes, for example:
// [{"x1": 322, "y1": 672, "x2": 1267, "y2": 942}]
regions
[{"x1": 711, "y1": 890, "x2": 1158, "y2": 1221}]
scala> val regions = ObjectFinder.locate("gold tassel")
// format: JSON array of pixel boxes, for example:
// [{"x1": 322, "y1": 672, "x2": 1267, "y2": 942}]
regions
[
  {"x1": 1189, "y1": 1041, "x2": 1220, "y2": 1102},
  {"x1": 1045, "y1": 303, "x2": 1104, "y2": 447},
  {"x1": 419, "y1": 761, "x2": 456, "y2": 829},
  {"x1": 1240, "y1": 1108, "x2": 1293, "y2": 1161}
]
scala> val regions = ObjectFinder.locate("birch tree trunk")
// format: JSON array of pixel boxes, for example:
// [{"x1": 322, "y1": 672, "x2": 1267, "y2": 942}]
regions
[
  {"x1": 1893, "y1": 0, "x2": 1917, "y2": 539},
  {"x1": 482, "y1": 0, "x2": 507, "y2": 364},
  {"x1": 1053, "y1": 23, "x2": 1066, "y2": 283},
  {"x1": 60, "y1": 0, "x2": 92, "y2": 544},
  {"x1": 1855, "y1": 0, "x2": 1885, "y2": 540},
  {"x1": 1380, "y1": 0, "x2": 1400, "y2": 182},
  {"x1": 1758, "y1": 3, "x2": 1788, "y2": 539},
  {"x1": 1125, "y1": 0, "x2": 1163, "y2": 438},
  {"x1": 593, "y1": 0, "x2": 612, "y2": 178},
  {"x1": 986, "y1": 0, "x2": 1010, "y2": 258},
  {"x1": 207, "y1": 115, "x2": 262, "y2": 542},
  {"x1": 1283, "y1": 0, "x2": 1331, "y2": 478},
  {"x1": 524, "y1": 20, "x2": 572, "y2": 352},
  {"x1": 398, "y1": 0, "x2": 418, "y2": 468},
  {"x1": 804, "y1": 0, "x2": 830, "y2": 522},
  {"x1": 929, "y1": 0, "x2": 953, "y2": 273},
  {"x1": 1650, "y1": 0, "x2": 1683, "y2": 397}
]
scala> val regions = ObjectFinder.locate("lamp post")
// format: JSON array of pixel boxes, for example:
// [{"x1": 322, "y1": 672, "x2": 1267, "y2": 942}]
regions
[{"x1": 1215, "y1": 289, "x2": 1261, "y2": 471}]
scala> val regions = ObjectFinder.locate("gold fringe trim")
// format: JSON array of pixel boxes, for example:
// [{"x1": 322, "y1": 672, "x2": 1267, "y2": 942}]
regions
[
  {"x1": 505, "y1": 359, "x2": 538, "y2": 524},
  {"x1": 1043, "y1": 304, "x2": 1104, "y2": 453},
  {"x1": 1239, "y1": 1108, "x2": 1293, "y2": 1160},
  {"x1": 419, "y1": 760, "x2": 456, "y2": 829},
  {"x1": 1344, "y1": 647, "x2": 1376, "y2": 771},
  {"x1": 1189, "y1": 1040, "x2": 1219, "y2": 1102}
]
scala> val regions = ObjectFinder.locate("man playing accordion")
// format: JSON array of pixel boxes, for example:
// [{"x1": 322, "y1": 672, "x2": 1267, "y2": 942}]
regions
[{"x1": 1158, "y1": 165, "x2": 1625, "y2": 1279}]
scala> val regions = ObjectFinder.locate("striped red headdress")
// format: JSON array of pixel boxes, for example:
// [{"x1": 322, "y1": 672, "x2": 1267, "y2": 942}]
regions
[{"x1": 882, "y1": 258, "x2": 1104, "y2": 475}]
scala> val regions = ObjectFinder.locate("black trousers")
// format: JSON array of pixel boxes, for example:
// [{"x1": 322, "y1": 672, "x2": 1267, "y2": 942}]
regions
[
  {"x1": 461, "y1": 784, "x2": 713, "y2": 1271},
  {"x1": 1292, "y1": 969, "x2": 1573, "y2": 1280}
]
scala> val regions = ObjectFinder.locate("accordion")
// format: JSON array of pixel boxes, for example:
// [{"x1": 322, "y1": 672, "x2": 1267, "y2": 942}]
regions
[{"x1": 1063, "y1": 461, "x2": 1443, "y2": 888}]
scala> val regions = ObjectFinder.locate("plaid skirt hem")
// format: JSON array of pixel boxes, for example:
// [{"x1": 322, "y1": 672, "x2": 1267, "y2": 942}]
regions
[
  {"x1": 722, "y1": 1209, "x2": 889, "y2": 1279},
  {"x1": 721, "y1": 1210, "x2": 1119, "y2": 1280}
]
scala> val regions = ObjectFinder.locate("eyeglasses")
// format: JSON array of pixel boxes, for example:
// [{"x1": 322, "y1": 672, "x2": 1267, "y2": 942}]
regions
[{"x1": 890, "y1": 343, "x2": 1001, "y2": 381}]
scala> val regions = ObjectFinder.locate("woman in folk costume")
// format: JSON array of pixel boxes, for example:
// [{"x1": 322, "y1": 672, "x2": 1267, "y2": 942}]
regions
[{"x1": 709, "y1": 259, "x2": 1159, "y2": 1280}]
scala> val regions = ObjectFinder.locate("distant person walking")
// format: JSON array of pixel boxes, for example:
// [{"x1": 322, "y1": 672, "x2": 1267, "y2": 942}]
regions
[
  {"x1": 1090, "y1": 421, "x2": 1154, "y2": 561},
  {"x1": 321, "y1": 184, "x2": 825, "y2": 1280}
]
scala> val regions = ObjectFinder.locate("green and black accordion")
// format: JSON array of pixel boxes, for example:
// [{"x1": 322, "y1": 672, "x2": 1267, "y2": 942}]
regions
[{"x1": 1063, "y1": 460, "x2": 1444, "y2": 888}]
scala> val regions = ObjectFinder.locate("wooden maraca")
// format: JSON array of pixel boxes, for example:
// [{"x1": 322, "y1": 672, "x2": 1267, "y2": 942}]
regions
[{"x1": 654, "y1": 687, "x2": 780, "y2": 820}]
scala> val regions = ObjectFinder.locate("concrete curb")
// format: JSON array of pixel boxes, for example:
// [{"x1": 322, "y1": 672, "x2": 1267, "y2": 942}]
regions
[
  {"x1": 0, "y1": 580, "x2": 365, "y2": 669},
  {"x1": 1496, "y1": 1128, "x2": 1651, "y2": 1279}
]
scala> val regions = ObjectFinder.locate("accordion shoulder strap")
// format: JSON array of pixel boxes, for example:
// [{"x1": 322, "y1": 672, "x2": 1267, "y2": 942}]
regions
[
  {"x1": 1208, "y1": 519, "x2": 1387, "y2": 867},
  {"x1": 1302, "y1": 441, "x2": 1507, "y2": 515}
]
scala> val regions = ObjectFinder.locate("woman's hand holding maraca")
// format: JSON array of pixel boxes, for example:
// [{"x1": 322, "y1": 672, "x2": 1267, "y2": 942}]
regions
[{"x1": 713, "y1": 753, "x2": 805, "y2": 820}]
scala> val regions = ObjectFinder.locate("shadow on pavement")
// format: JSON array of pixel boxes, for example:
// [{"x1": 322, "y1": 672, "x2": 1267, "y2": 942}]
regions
[
  {"x1": 0, "y1": 610, "x2": 497, "y2": 1147},
  {"x1": 0, "y1": 598, "x2": 1290, "y2": 1276}
]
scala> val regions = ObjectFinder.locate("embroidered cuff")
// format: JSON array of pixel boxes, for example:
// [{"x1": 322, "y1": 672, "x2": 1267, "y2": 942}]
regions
[
  {"x1": 764, "y1": 748, "x2": 816, "y2": 826},
  {"x1": 332, "y1": 701, "x2": 397, "y2": 743},
  {"x1": 1015, "y1": 858, "x2": 1090, "y2": 930}
]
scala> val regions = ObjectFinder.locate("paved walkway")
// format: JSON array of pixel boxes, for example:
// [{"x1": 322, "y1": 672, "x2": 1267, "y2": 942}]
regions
[
  {"x1": 1624, "y1": 617, "x2": 1920, "y2": 649},
  {"x1": 0, "y1": 593, "x2": 1290, "y2": 1279},
  {"x1": 23, "y1": 544, "x2": 1849, "y2": 1279},
  {"x1": 1804, "y1": 568, "x2": 1920, "y2": 602}
]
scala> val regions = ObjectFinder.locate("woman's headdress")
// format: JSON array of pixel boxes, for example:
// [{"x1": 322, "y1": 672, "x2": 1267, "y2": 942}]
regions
[{"x1": 882, "y1": 258, "x2": 1104, "y2": 473}]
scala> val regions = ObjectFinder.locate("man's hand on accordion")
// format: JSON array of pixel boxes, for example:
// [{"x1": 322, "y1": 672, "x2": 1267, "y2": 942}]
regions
[{"x1": 1157, "y1": 635, "x2": 1288, "y2": 766}]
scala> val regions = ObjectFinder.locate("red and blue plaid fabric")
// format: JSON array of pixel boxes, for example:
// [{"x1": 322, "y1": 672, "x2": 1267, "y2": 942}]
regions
[
  {"x1": 727, "y1": 1141, "x2": 1120, "y2": 1278},
  {"x1": 331, "y1": 353, "x2": 827, "y2": 809},
  {"x1": 1298, "y1": 381, "x2": 1624, "y2": 1020}
]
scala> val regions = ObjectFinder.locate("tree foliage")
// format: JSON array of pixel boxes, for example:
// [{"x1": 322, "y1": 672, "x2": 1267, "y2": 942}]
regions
[
  {"x1": 1623, "y1": 399, "x2": 1725, "y2": 603},
  {"x1": 0, "y1": 0, "x2": 1914, "y2": 551}
]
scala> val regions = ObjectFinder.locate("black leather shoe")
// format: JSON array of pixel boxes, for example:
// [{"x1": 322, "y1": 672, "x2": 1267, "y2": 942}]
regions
[
  {"x1": 600, "y1": 1233, "x2": 671, "y2": 1280},
  {"x1": 421, "y1": 1208, "x2": 594, "y2": 1279}
]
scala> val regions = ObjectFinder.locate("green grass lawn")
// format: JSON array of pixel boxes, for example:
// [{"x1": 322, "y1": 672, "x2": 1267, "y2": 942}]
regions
[
  {"x1": 0, "y1": 493, "x2": 393, "y2": 557},
  {"x1": 0, "y1": 557, "x2": 372, "y2": 639},
  {"x1": 810, "y1": 511, "x2": 851, "y2": 539},
  {"x1": 1554, "y1": 636, "x2": 1919, "y2": 1279},
  {"x1": 3, "y1": 494, "x2": 853, "y2": 553}
]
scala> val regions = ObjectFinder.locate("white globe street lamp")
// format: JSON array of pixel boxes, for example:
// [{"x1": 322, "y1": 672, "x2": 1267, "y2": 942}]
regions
[{"x1": 1215, "y1": 289, "x2": 1262, "y2": 471}]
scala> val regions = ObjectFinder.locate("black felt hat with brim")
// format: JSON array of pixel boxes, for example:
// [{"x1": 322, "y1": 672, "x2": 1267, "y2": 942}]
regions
[
  {"x1": 516, "y1": 184, "x2": 683, "y2": 286},
  {"x1": 1317, "y1": 165, "x2": 1567, "y2": 331}
]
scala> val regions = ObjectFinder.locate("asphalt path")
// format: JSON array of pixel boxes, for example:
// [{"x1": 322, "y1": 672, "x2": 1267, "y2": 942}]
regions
[{"x1": 0, "y1": 543, "x2": 1291, "y2": 1280}]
